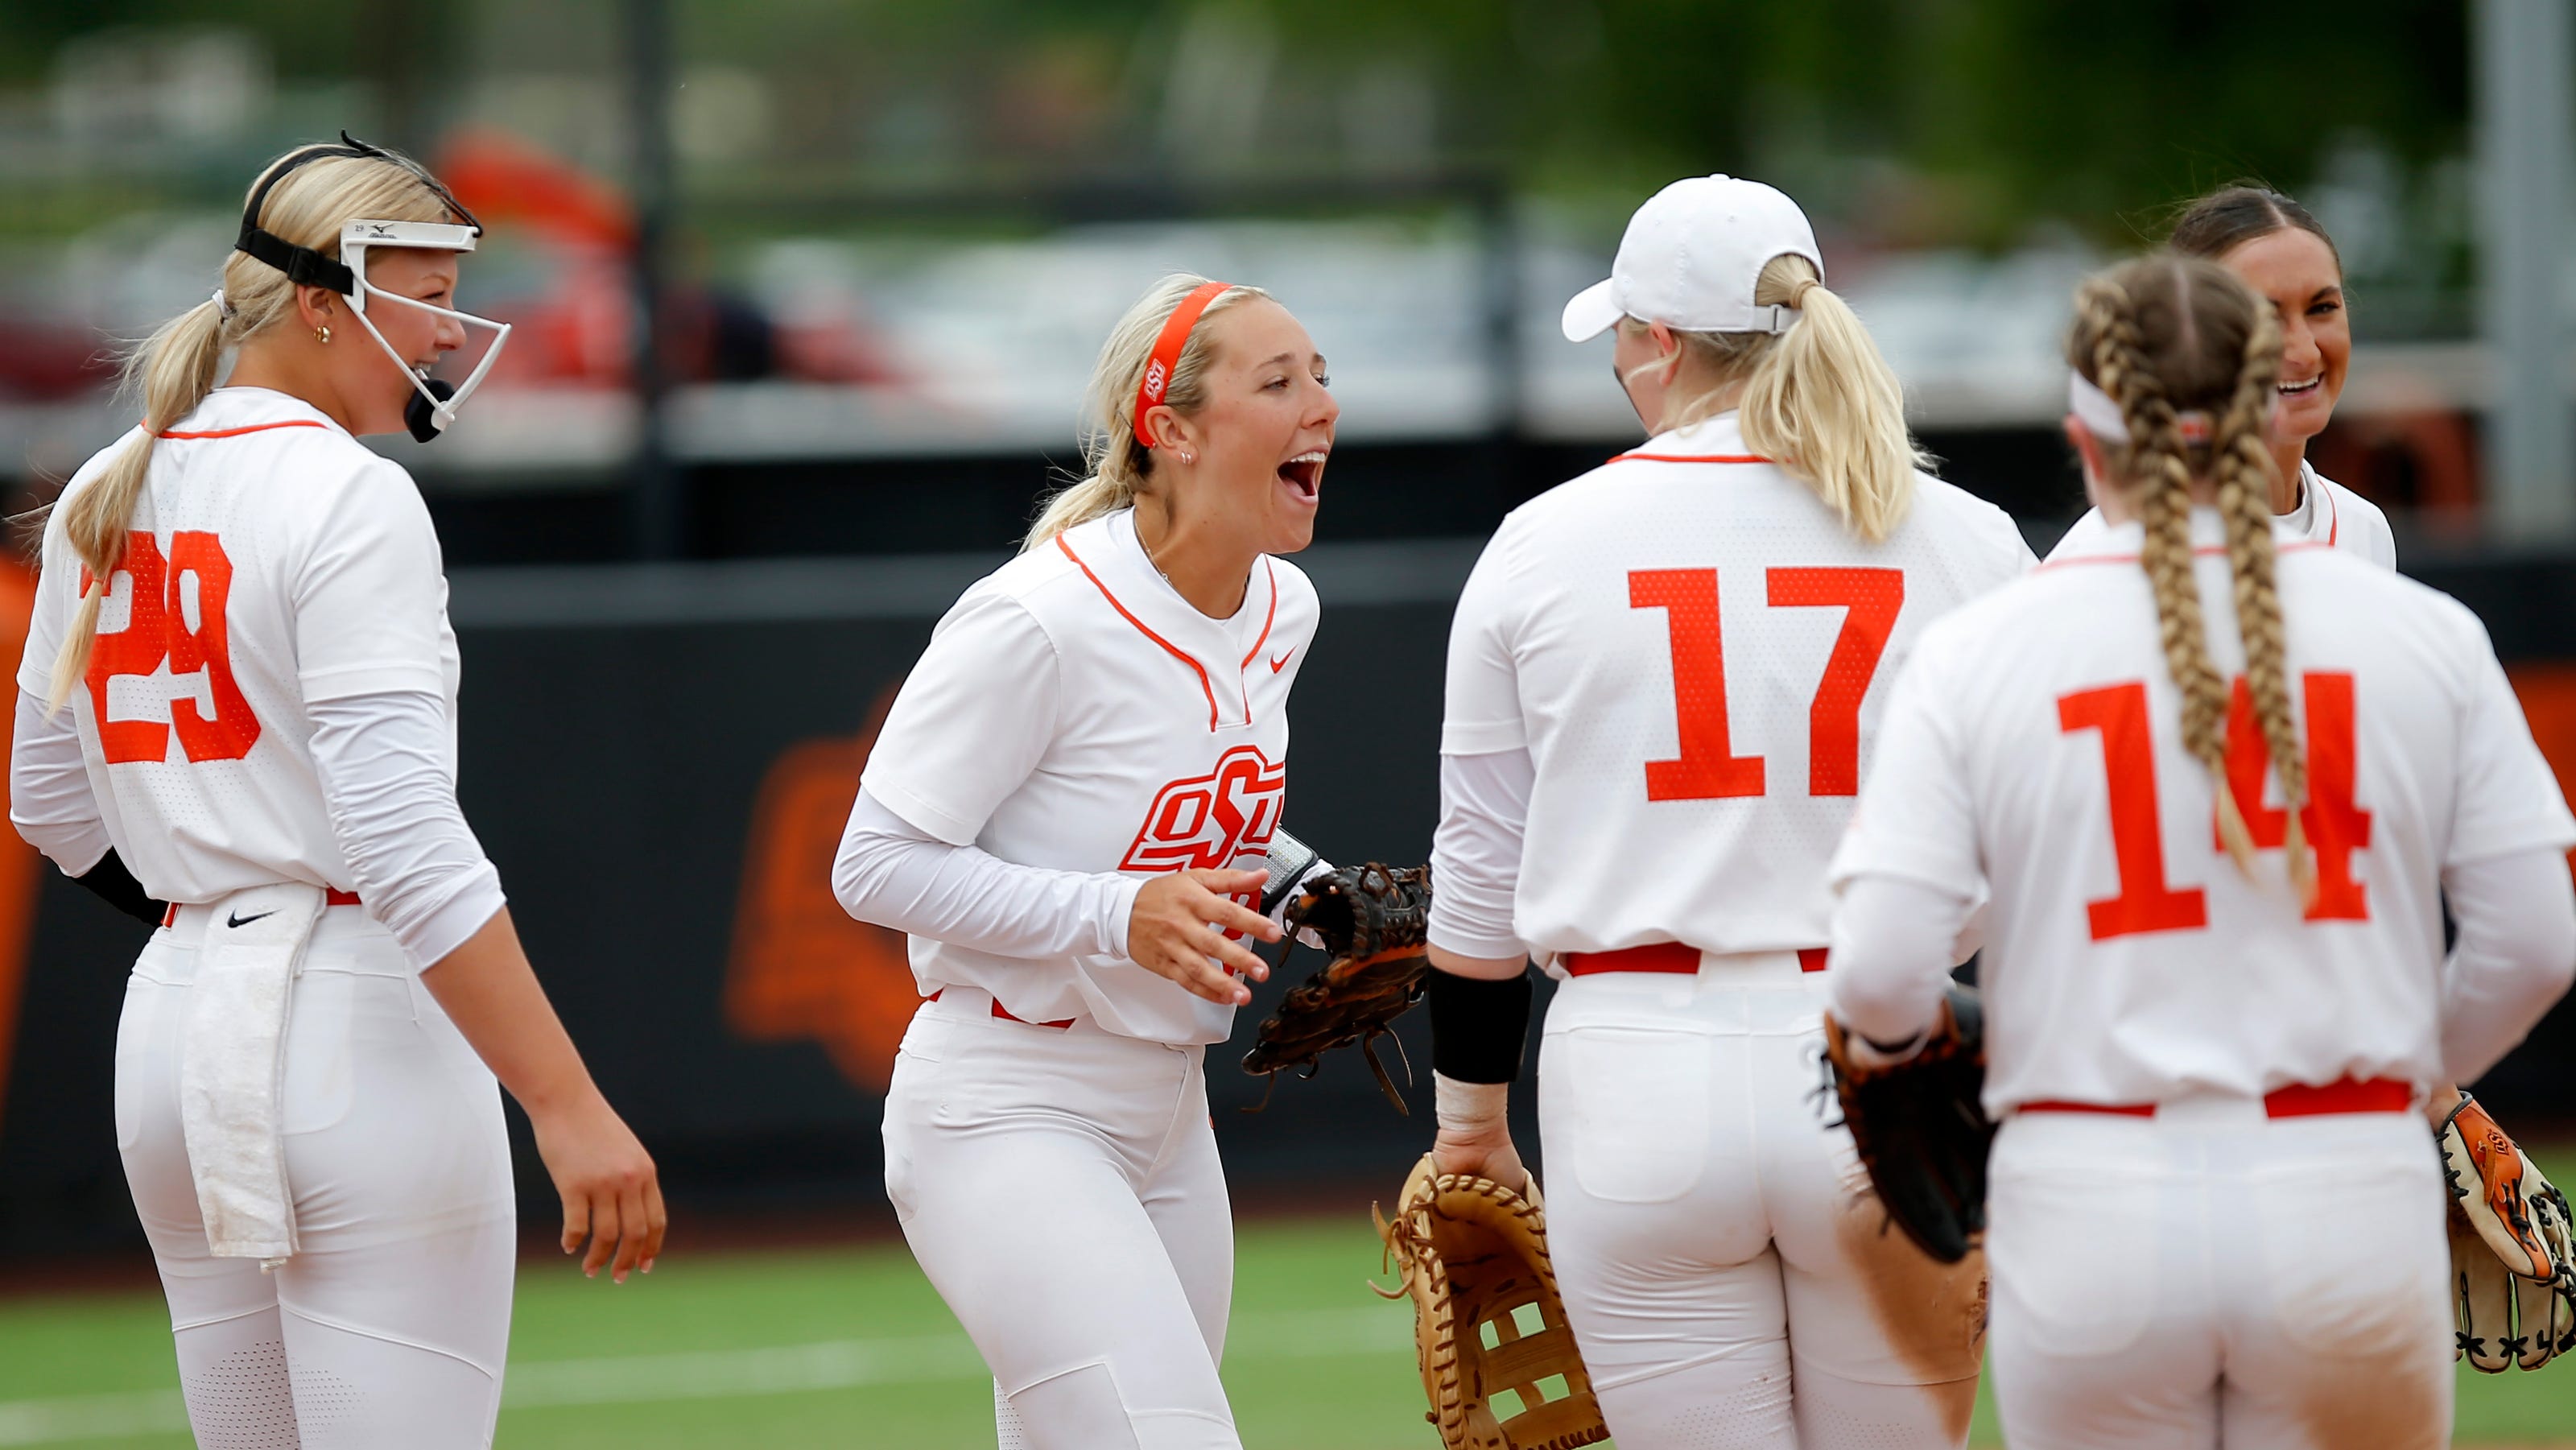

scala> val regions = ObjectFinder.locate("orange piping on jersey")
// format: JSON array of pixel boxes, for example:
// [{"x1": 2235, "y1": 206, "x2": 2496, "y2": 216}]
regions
[
  {"x1": 1239, "y1": 559, "x2": 1279, "y2": 671},
  {"x1": 2322, "y1": 476, "x2": 2339, "y2": 547},
  {"x1": 2032, "y1": 540, "x2": 2334, "y2": 573},
  {"x1": 1234, "y1": 559, "x2": 1280, "y2": 721},
  {"x1": 1608, "y1": 452, "x2": 1773, "y2": 465},
  {"x1": 1056, "y1": 533, "x2": 1221, "y2": 731},
  {"x1": 151, "y1": 420, "x2": 329, "y2": 440}
]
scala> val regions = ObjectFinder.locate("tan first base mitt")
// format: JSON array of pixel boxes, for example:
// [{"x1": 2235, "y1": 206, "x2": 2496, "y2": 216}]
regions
[
  {"x1": 1372, "y1": 1154, "x2": 1609, "y2": 1450},
  {"x1": 2438, "y1": 1092, "x2": 2576, "y2": 1369}
]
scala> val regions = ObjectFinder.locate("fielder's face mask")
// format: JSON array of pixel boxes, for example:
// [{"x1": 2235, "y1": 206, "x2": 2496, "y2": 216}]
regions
[{"x1": 234, "y1": 132, "x2": 513, "y2": 442}]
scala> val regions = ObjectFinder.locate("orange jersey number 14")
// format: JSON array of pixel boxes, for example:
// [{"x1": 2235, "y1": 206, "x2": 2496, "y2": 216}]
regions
[{"x1": 2060, "y1": 671, "x2": 2372, "y2": 942}]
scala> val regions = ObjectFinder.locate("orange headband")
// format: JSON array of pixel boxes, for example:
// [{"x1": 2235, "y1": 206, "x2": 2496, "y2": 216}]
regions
[{"x1": 1133, "y1": 280, "x2": 1232, "y2": 449}]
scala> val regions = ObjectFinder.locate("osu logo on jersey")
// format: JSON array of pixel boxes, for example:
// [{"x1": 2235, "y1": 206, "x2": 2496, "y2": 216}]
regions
[{"x1": 1120, "y1": 744, "x2": 1285, "y2": 873}]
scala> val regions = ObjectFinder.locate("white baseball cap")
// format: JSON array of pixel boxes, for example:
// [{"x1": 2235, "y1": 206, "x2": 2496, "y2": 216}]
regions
[{"x1": 1561, "y1": 174, "x2": 1823, "y2": 342}]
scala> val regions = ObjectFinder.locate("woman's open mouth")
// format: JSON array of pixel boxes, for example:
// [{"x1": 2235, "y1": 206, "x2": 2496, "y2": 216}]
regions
[
  {"x1": 1277, "y1": 450, "x2": 1327, "y2": 501},
  {"x1": 2278, "y1": 375, "x2": 2323, "y2": 399}
]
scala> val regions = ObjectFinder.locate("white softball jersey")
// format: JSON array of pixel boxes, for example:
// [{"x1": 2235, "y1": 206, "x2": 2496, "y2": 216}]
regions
[
  {"x1": 1438, "y1": 414, "x2": 2033, "y2": 961},
  {"x1": 2049, "y1": 461, "x2": 2394, "y2": 568},
  {"x1": 1832, "y1": 510, "x2": 2576, "y2": 1114},
  {"x1": 860, "y1": 506, "x2": 1317, "y2": 1045},
  {"x1": 18, "y1": 387, "x2": 473, "y2": 915}
]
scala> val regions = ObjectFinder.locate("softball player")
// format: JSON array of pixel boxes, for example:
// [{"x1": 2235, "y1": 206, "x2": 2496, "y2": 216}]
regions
[
  {"x1": 2051, "y1": 186, "x2": 2392, "y2": 566},
  {"x1": 1826, "y1": 254, "x2": 2576, "y2": 1449},
  {"x1": 1418, "y1": 176, "x2": 2033, "y2": 1449},
  {"x1": 835, "y1": 275, "x2": 1334, "y2": 1450},
  {"x1": 7, "y1": 138, "x2": 662, "y2": 1448}
]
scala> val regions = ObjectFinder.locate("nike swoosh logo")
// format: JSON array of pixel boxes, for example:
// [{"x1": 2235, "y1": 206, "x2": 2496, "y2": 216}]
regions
[
  {"x1": 226, "y1": 910, "x2": 277, "y2": 929},
  {"x1": 1269, "y1": 651, "x2": 1294, "y2": 673}
]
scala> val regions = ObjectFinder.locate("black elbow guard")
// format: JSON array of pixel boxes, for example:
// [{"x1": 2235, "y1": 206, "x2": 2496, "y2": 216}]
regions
[
  {"x1": 1427, "y1": 967, "x2": 1533, "y2": 1084},
  {"x1": 72, "y1": 851, "x2": 167, "y2": 928}
]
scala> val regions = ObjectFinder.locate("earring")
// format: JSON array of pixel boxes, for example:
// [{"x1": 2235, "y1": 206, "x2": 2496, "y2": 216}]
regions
[
  {"x1": 314, "y1": 325, "x2": 332, "y2": 345},
  {"x1": 1177, "y1": 451, "x2": 1196, "y2": 465}
]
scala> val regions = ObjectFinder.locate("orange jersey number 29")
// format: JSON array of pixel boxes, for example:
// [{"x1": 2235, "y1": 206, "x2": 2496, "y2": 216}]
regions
[
  {"x1": 1629, "y1": 566, "x2": 1905, "y2": 801},
  {"x1": 81, "y1": 530, "x2": 261, "y2": 765}
]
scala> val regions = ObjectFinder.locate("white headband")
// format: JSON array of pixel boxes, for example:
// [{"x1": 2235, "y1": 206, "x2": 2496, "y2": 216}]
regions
[
  {"x1": 2067, "y1": 370, "x2": 2128, "y2": 441},
  {"x1": 2068, "y1": 370, "x2": 2217, "y2": 448}
]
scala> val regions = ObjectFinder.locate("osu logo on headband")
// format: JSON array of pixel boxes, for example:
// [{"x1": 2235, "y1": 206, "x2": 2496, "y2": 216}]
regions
[{"x1": 1121, "y1": 744, "x2": 1285, "y2": 873}]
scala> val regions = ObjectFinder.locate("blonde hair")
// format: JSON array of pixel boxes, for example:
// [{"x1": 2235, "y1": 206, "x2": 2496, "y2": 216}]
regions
[
  {"x1": 1616, "y1": 253, "x2": 1925, "y2": 543},
  {"x1": 2069, "y1": 254, "x2": 2310, "y2": 898},
  {"x1": 47, "y1": 144, "x2": 462, "y2": 713},
  {"x1": 1023, "y1": 273, "x2": 1273, "y2": 551}
]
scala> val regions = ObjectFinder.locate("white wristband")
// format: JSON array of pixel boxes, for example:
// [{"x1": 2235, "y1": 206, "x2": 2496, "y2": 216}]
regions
[{"x1": 1435, "y1": 1072, "x2": 1509, "y2": 1135}]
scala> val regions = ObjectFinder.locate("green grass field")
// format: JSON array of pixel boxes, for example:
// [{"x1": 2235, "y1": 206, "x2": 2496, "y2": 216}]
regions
[{"x1": 2, "y1": 1204, "x2": 2573, "y2": 1448}]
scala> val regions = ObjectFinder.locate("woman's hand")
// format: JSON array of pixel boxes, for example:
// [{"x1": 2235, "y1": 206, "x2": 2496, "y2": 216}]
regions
[
  {"x1": 416, "y1": 908, "x2": 669, "y2": 1285},
  {"x1": 1432, "y1": 1127, "x2": 1528, "y2": 1196},
  {"x1": 1129, "y1": 868, "x2": 1278, "y2": 1006},
  {"x1": 1431, "y1": 1073, "x2": 1527, "y2": 1194},
  {"x1": 530, "y1": 1091, "x2": 667, "y2": 1283}
]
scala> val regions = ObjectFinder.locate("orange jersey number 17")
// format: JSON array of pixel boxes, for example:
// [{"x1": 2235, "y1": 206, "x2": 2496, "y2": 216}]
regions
[{"x1": 1629, "y1": 566, "x2": 1905, "y2": 801}]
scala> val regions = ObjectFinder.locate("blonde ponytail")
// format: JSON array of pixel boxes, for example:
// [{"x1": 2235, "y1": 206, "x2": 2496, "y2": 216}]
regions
[
  {"x1": 1618, "y1": 254, "x2": 1925, "y2": 543},
  {"x1": 1738, "y1": 258, "x2": 1921, "y2": 543},
  {"x1": 2070, "y1": 255, "x2": 2306, "y2": 894},
  {"x1": 1024, "y1": 274, "x2": 1273, "y2": 551},
  {"x1": 47, "y1": 298, "x2": 231, "y2": 710},
  {"x1": 45, "y1": 142, "x2": 463, "y2": 713}
]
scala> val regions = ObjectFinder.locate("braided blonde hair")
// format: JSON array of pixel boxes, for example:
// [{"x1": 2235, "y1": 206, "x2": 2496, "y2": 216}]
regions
[
  {"x1": 1616, "y1": 253, "x2": 1926, "y2": 543},
  {"x1": 2069, "y1": 254, "x2": 2307, "y2": 896}
]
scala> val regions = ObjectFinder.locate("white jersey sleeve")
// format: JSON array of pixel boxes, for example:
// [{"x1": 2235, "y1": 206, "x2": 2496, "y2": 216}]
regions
[
  {"x1": 861, "y1": 590, "x2": 1062, "y2": 847},
  {"x1": 1827, "y1": 634, "x2": 1984, "y2": 901},
  {"x1": 2437, "y1": 848, "x2": 2576, "y2": 1083},
  {"x1": 292, "y1": 456, "x2": 455, "y2": 702},
  {"x1": 2446, "y1": 616, "x2": 2576, "y2": 866},
  {"x1": 1427, "y1": 746, "x2": 1535, "y2": 960},
  {"x1": 9, "y1": 689, "x2": 109, "y2": 873},
  {"x1": 1439, "y1": 535, "x2": 1527, "y2": 755},
  {"x1": 833, "y1": 787, "x2": 1137, "y2": 960},
  {"x1": 306, "y1": 688, "x2": 505, "y2": 968}
]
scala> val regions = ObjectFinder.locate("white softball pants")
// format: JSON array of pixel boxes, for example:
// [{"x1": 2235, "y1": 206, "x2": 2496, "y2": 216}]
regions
[
  {"x1": 1986, "y1": 1102, "x2": 2450, "y2": 1450},
  {"x1": 116, "y1": 904, "x2": 517, "y2": 1449},
  {"x1": 1537, "y1": 960, "x2": 1986, "y2": 1449},
  {"x1": 882, "y1": 988, "x2": 1238, "y2": 1450}
]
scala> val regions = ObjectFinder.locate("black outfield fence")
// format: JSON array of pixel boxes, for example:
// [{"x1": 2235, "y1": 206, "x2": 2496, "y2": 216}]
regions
[{"x1": 2, "y1": 535, "x2": 2573, "y2": 1257}]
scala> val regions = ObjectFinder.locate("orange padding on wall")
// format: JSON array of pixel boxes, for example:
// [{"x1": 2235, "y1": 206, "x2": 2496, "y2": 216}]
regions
[{"x1": 2505, "y1": 663, "x2": 2576, "y2": 880}]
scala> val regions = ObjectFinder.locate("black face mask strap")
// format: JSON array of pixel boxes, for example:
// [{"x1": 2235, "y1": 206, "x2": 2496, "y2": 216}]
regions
[{"x1": 233, "y1": 130, "x2": 482, "y2": 296}]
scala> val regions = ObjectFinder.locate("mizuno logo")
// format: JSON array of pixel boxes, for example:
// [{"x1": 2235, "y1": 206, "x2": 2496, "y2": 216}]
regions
[{"x1": 226, "y1": 910, "x2": 276, "y2": 929}]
